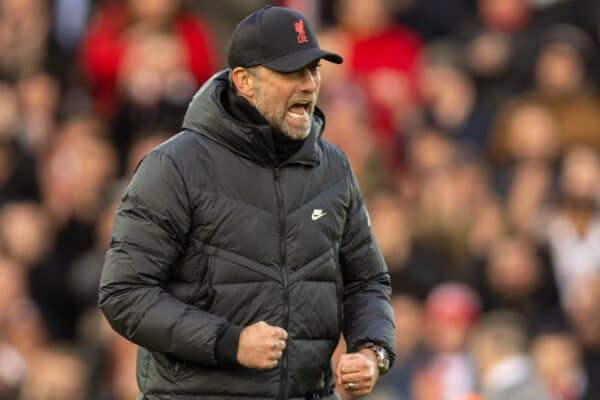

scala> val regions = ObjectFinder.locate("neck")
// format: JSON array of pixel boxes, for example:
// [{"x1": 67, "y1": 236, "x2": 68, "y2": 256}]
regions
[{"x1": 225, "y1": 87, "x2": 307, "y2": 163}]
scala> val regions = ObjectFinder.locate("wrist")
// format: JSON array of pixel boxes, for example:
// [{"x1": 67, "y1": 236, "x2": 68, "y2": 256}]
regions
[
  {"x1": 215, "y1": 324, "x2": 242, "y2": 366},
  {"x1": 358, "y1": 343, "x2": 390, "y2": 375}
]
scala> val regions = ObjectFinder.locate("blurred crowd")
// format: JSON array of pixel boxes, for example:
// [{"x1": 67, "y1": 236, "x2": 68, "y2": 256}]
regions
[{"x1": 0, "y1": 0, "x2": 599, "y2": 399}]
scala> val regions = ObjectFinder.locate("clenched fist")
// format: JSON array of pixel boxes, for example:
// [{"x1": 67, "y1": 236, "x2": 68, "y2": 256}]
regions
[
  {"x1": 237, "y1": 321, "x2": 288, "y2": 369},
  {"x1": 336, "y1": 349, "x2": 379, "y2": 396}
]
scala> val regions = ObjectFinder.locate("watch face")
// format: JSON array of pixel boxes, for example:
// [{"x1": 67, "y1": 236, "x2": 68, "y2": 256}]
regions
[{"x1": 373, "y1": 346, "x2": 390, "y2": 373}]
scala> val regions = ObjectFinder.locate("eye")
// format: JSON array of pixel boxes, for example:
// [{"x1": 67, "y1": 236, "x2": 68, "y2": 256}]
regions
[{"x1": 309, "y1": 62, "x2": 321, "y2": 74}]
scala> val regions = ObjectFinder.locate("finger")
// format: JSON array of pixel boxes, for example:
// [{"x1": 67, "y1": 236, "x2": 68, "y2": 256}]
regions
[
  {"x1": 344, "y1": 381, "x2": 371, "y2": 396},
  {"x1": 340, "y1": 365, "x2": 362, "y2": 375},
  {"x1": 339, "y1": 371, "x2": 372, "y2": 384},
  {"x1": 337, "y1": 354, "x2": 361, "y2": 384},
  {"x1": 335, "y1": 359, "x2": 344, "y2": 385},
  {"x1": 265, "y1": 358, "x2": 279, "y2": 369},
  {"x1": 340, "y1": 358, "x2": 370, "y2": 374},
  {"x1": 269, "y1": 350, "x2": 283, "y2": 361},
  {"x1": 344, "y1": 381, "x2": 363, "y2": 393},
  {"x1": 274, "y1": 327, "x2": 288, "y2": 340},
  {"x1": 337, "y1": 354, "x2": 358, "y2": 371},
  {"x1": 270, "y1": 339, "x2": 285, "y2": 351},
  {"x1": 338, "y1": 353, "x2": 363, "y2": 368}
]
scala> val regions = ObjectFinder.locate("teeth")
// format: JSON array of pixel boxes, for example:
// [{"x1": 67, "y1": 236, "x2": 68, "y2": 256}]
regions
[
  {"x1": 287, "y1": 109, "x2": 308, "y2": 118},
  {"x1": 287, "y1": 101, "x2": 311, "y2": 120}
]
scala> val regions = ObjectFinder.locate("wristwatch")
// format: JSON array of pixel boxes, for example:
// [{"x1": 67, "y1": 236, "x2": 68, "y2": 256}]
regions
[{"x1": 361, "y1": 343, "x2": 390, "y2": 375}]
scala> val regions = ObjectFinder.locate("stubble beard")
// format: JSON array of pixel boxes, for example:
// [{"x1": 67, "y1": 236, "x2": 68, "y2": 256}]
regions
[{"x1": 253, "y1": 86, "x2": 313, "y2": 141}]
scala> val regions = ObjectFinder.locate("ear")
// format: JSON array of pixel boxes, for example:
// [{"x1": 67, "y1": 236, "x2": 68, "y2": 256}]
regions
[{"x1": 231, "y1": 67, "x2": 256, "y2": 98}]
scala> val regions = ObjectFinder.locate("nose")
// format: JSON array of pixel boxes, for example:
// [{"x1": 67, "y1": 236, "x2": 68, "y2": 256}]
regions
[{"x1": 298, "y1": 67, "x2": 318, "y2": 93}]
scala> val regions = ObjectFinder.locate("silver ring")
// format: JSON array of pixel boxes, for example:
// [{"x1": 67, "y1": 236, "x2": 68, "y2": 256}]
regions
[{"x1": 347, "y1": 382, "x2": 356, "y2": 390}]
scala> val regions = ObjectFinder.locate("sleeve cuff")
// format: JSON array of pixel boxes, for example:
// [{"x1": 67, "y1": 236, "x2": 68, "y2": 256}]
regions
[{"x1": 215, "y1": 323, "x2": 242, "y2": 366}]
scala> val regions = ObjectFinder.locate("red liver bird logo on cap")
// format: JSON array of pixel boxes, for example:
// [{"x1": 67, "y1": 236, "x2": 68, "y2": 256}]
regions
[{"x1": 294, "y1": 19, "x2": 309, "y2": 44}]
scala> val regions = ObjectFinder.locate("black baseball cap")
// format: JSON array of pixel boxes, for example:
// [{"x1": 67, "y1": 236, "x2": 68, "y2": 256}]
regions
[{"x1": 228, "y1": 6, "x2": 343, "y2": 73}]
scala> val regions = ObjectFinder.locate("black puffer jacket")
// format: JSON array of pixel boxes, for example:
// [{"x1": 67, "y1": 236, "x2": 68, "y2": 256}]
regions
[{"x1": 99, "y1": 70, "x2": 395, "y2": 400}]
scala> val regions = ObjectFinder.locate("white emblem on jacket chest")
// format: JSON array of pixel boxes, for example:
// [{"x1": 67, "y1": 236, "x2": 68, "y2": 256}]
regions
[{"x1": 311, "y1": 209, "x2": 327, "y2": 221}]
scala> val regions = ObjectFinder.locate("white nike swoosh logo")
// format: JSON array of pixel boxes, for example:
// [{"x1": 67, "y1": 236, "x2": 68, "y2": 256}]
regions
[{"x1": 311, "y1": 211, "x2": 327, "y2": 221}]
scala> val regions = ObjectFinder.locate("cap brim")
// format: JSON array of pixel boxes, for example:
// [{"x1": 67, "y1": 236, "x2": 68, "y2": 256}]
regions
[{"x1": 263, "y1": 47, "x2": 343, "y2": 73}]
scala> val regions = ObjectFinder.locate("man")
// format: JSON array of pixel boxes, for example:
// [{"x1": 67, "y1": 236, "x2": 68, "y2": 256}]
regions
[
  {"x1": 469, "y1": 311, "x2": 550, "y2": 400},
  {"x1": 99, "y1": 6, "x2": 395, "y2": 400}
]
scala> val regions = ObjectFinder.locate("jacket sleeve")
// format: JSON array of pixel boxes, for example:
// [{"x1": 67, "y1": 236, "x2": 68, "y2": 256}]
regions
[
  {"x1": 339, "y1": 165, "x2": 396, "y2": 366},
  {"x1": 98, "y1": 150, "x2": 228, "y2": 366}
]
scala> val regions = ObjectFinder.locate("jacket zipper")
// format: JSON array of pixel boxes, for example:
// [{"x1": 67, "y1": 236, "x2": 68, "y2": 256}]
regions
[{"x1": 273, "y1": 167, "x2": 289, "y2": 400}]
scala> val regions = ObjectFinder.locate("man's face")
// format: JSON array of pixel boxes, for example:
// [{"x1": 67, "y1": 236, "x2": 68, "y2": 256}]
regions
[{"x1": 251, "y1": 61, "x2": 321, "y2": 140}]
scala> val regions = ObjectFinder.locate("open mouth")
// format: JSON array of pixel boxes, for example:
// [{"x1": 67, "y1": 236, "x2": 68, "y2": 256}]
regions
[{"x1": 286, "y1": 101, "x2": 312, "y2": 120}]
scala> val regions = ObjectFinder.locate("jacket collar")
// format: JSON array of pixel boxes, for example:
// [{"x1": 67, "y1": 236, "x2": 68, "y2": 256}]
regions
[{"x1": 182, "y1": 70, "x2": 324, "y2": 168}]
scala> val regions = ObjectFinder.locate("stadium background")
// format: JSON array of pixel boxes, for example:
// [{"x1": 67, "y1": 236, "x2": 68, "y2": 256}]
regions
[{"x1": 0, "y1": 0, "x2": 599, "y2": 398}]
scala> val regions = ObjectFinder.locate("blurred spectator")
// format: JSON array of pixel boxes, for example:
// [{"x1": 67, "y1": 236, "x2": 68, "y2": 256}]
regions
[
  {"x1": 28, "y1": 117, "x2": 117, "y2": 339},
  {"x1": 320, "y1": 0, "x2": 423, "y2": 166},
  {"x1": 111, "y1": 29, "x2": 197, "y2": 148},
  {"x1": 0, "y1": 0, "x2": 51, "y2": 80},
  {"x1": 80, "y1": 0, "x2": 218, "y2": 117},
  {"x1": 393, "y1": 294, "x2": 423, "y2": 363},
  {"x1": 0, "y1": 83, "x2": 19, "y2": 140},
  {"x1": 505, "y1": 160, "x2": 554, "y2": 238},
  {"x1": 39, "y1": 114, "x2": 116, "y2": 224},
  {"x1": 546, "y1": 146, "x2": 600, "y2": 301},
  {"x1": 562, "y1": 276, "x2": 600, "y2": 399},
  {"x1": 4, "y1": 300, "x2": 48, "y2": 384},
  {"x1": 461, "y1": 0, "x2": 541, "y2": 107},
  {"x1": 488, "y1": 99, "x2": 560, "y2": 168},
  {"x1": 488, "y1": 98, "x2": 560, "y2": 236},
  {"x1": 410, "y1": 144, "x2": 496, "y2": 283},
  {"x1": 418, "y1": 40, "x2": 493, "y2": 153},
  {"x1": 0, "y1": 82, "x2": 39, "y2": 204},
  {"x1": 19, "y1": 345, "x2": 89, "y2": 400},
  {"x1": 68, "y1": 184, "x2": 123, "y2": 312},
  {"x1": 0, "y1": 202, "x2": 51, "y2": 268},
  {"x1": 371, "y1": 294, "x2": 424, "y2": 399},
  {"x1": 17, "y1": 72, "x2": 60, "y2": 157},
  {"x1": 475, "y1": 235, "x2": 562, "y2": 333},
  {"x1": 369, "y1": 191, "x2": 442, "y2": 298},
  {"x1": 416, "y1": 283, "x2": 481, "y2": 400},
  {"x1": 525, "y1": 25, "x2": 600, "y2": 153},
  {"x1": 404, "y1": 126, "x2": 456, "y2": 180},
  {"x1": 0, "y1": 258, "x2": 28, "y2": 398},
  {"x1": 469, "y1": 310, "x2": 550, "y2": 400},
  {"x1": 319, "y1": 84, "x2": 384, "y2": 196},
  {"x1": 369, "y1": 192, "x2": 411, "y2": 275},
  {"x1": 531, "y1": 331, "x2": 587, "y2": 400},
  {"x1": 395, "y1": 0, "x2": 469, "y2": 41}
]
